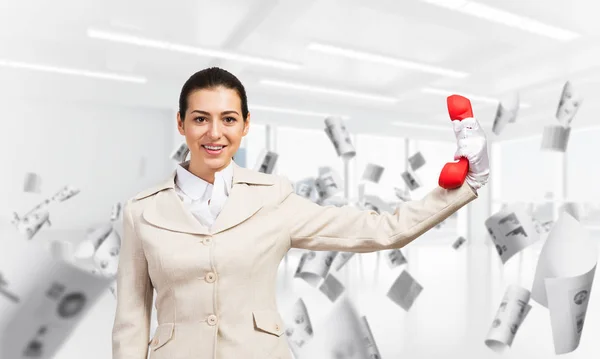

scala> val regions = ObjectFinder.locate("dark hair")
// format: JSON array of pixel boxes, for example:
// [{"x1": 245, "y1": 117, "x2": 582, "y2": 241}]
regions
[{"x1": 178, "y1": 67, "x2": 249, "y2": 122}]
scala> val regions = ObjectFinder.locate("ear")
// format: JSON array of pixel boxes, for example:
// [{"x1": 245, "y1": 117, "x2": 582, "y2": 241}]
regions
[
  {"x1": 242, "y1": 113, "x2": 250, "y2": 137},
  {"x1": 177, "y1": 112, "x2": 185, "y2": 135}
]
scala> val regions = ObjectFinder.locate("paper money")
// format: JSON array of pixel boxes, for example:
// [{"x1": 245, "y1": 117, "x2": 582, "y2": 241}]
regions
[
  {"x1": 492, "y1": 93, "x2": 520, "y2": 135},
  {"x1": 109, "y1": 281, "x2": 117, "y2": 299},
  {"x1": 294, "y1": 177, "x2": 317, "y2": 200},
  {"x1": 0, "y1": 258, "x2": 113, "y2": 359},
  {"x1": 91, "y1": 230, "x2": 121, "y2": 278},
  {"x1": 48, "y1": 240, "x2": 74, "y2": 263},
  {"x1": 531, "y1": 201, "x2": 554, "y2": 233},
  {"x1": 401, "y1": 169, "x2": 421, "y2": 191},
  {"x1": 319, "y1": 273, "x2": 345, "y2": 302},
  {"x1": 23, "y1": 173, "x2": 42, "y2": 193},
  {"x1": 110, "y1": 203, "x2": 122, "y2": 222},
  {"x1": 334, "y1": 252, "x2": 355, "y2": 271},
  {"x1": 408, "y1": 151, "x2": 426, "y2": 171},
  {"x1": 301, "y1": 297, "x2": 369, "y2": 358},
  {"x1": 294, "y1": 251, "x2": 338, "y2": 287},
  {"x1": 393, "y1": 187, "x2": 412, "y2": 202},
  {"x1": 284, "y1": 298, "x2": 314, "y2": 358},
  {"x1": 531, "y1": 212, "x2": 597, "y2": 354},
  {"x1": 254, "y1": 149, "x2": 278, "y2": 174},
  {"x1": 0, "y1": 272, "x2": 20, "y2": 304},
  {"x1": 556, "y1": 81, "x2": 583, "y2": 127},
  {"x1": 74, "y1": 223, "x2": 113, "y2": 260},
  {"x1": 315, "y1": 167, "x2": 343, "y2": 200},
  {"x1": 384, "y1": 249, "x2": 407, "y2": 269},
  {"x1": 324, "y1": 116, "x2": 356, "y2": 159},
  {"x1": 452, "y1": 236, "x2": 467, "y2": 250},
  {"x1": 387, "y1": 270, "x2": 423, "y2": 311},
  {"x1": 358, "y1": 316, "x2": 382, "y2": 359},
  {"x1": 171, "y1": 142, "x2": 189, "y2": 163},
  {"x1": 485, "y1": 285, "x2": 532, "y2": 353},
  {"x1": 485, "y1": 205, "x2": 540, "y2": 264},
  {"x1": 12, "y1": 210, "x2": 51, "y2": 240},
  {"x1": 560, "y1": 202, "x2": 582, "y2": 221},
  {"x1": 361, "y1": 163, "x2": 385, "y2": 184},
  {"x1": 541, "y1": 125, "x2": 571, "y2": 152}
]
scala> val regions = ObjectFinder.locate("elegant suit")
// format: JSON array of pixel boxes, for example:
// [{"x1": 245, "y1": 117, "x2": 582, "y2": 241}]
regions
[{"x1": 112, "y1": 162, "x2": 478, "y2": 359}]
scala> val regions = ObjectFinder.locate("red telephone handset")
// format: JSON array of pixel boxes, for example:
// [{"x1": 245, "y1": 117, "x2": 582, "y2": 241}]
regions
[{"x1": 438, "y1": 95, "x2": 472, "y2": 189}]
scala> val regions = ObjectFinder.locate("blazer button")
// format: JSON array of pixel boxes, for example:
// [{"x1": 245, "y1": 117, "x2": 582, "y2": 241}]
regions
[
  {"x1": 205, "y1": 272, "x2": 216, "y2": 283},
  {"x1": 207, "y1": 314, "x2": 218, "y2": 326},
  {"x1": 203, "y1": 237, "x2": 212, "y2": 245},
  {"x1": 152, "y1": 338, "x2": 158, "y2": 346}
]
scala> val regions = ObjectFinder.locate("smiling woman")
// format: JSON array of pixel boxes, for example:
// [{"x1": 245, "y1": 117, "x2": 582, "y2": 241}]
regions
[
  {"x1": 111, "y1": 66, "x2": 485, "y2": 359},
  {"x1": 176, "y1": 67, "x2": 251, "y2": 184}
]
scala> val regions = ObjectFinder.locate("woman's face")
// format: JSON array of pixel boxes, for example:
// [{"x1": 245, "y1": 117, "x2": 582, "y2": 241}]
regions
[{"x1": 177, "y1": 86, "x2": 249, "y2": 173}]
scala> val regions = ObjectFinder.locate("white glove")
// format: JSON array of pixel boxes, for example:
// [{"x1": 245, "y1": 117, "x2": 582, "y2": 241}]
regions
[{"x1": 452, "y1": 117, "x2": 490, "y2": 191}]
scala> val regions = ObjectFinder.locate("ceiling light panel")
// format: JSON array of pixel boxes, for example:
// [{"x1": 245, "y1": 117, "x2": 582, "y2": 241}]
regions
[
  {"x1": 0, "y1": 59, "x2": 147, "y2": 83},
  {"x1": 307, "y1": 43, "x2": 469, "y2": 78},
  {"x1": 250, "y1": 104, "x2": 350, "y2": 119},
  {"x1": 87, "y1": 28, "x2": 302, "y2": 71},
  {"x1": 259, "y1": 79, "x2": 399, "y2": 103},
  {"x1": 420, "y1": 0, "x2": 580, "y2": 41}
]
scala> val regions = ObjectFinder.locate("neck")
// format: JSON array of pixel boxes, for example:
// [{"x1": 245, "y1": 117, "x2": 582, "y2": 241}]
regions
[{"x1": 187, "y1": 158, "x2": 231, "y2": 184}]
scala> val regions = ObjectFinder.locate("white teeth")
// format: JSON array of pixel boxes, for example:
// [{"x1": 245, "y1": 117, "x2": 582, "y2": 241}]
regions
[{"x1": 204, "y1": 145, "x2": 223, "y2": 150}]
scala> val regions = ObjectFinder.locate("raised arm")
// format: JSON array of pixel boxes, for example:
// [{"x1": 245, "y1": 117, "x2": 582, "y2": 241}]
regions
[
  {"x1": 279, "y1": 178, "x2": 477, "y2": 252},
  {"x1": 112, "y1": 200, "x2": 153, "y2": 359}
]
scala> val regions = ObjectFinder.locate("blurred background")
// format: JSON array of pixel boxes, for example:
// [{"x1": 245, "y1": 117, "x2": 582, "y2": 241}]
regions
[{"x1": 1, "y1": 0, "x2": 599, "y2": 358}]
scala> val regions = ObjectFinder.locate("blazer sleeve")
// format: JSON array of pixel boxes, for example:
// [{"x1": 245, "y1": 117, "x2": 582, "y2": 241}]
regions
[
  {"x1": 278, "y1": 178, "x2": 478, "y2": 252},
  {"x1": 112, "y1": 199, "x2": 153, "y2": 359}
]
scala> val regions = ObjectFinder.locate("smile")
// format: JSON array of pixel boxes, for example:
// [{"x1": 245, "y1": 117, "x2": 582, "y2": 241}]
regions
[{"x1": 202, "y1": 145, "x2": 227, "y2": 155}]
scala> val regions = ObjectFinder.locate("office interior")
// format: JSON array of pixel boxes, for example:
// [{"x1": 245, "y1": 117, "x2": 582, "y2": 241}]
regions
[{"x1": 1, "y1": 0, "x2": 599, "y2": 358}]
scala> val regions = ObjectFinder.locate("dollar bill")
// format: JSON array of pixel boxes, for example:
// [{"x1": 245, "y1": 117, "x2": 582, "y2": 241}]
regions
[
  {"x1": 361, "y1": 163, "x2": 385, "y2": 184},
  {"x1": 408, "y1": 151, "x2": 426, "y2": 171},
  {"x1": 541, "y1": 125, "x2": 570, "y2": 152},
  {"x1": 485, "y1": 285, "x2": 532, "y2": 353},
  {"x1": 319, "y1": 273, "x2": 345, "y2": 302},
  {"x1": 295, "y1": 251, "x2": 338, "y2": 287},
  {"x1": 23, "y1": 172, "x2": 42, "y2": 194},
  {"x1": 452, "y1": 236, "x2": 467, "y2": 250},
  {"x1": 485, "y1": 205, "x2": 540, "y2": 264},
  {"x1": 324, "y1": 116, "x2": 356, "y2": 159},
  {"x1": 556, "y1": 81, "x2": 583, "y2": 127},
  {"x1": 387, "y1": 270, "x2": 423, "y2": 311}
]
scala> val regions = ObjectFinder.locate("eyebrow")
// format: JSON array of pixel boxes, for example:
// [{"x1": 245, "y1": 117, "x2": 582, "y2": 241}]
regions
[{"x1": 191, "y1": 110, "x2": 240, "y2": 116}]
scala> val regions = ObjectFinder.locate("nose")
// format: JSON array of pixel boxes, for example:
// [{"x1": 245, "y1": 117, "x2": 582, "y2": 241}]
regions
[{"x1": 207, "y1": 120, "x2": 223, "y2": 139}]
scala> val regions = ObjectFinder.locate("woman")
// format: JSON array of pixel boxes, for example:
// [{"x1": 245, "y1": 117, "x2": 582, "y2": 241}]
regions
[{"x1": 112, "y1": 67, "x2": 489, "y2": 359}]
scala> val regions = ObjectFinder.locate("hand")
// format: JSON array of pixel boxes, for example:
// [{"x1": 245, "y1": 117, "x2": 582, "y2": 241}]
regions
[{"x1": 452, "y1": 117, "x2": 489, "y2": 191}]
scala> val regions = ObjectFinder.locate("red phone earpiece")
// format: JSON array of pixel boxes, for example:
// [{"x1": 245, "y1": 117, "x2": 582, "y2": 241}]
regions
[{"x1": 438, "y1": 95, "x2": 472, "y2": 189}]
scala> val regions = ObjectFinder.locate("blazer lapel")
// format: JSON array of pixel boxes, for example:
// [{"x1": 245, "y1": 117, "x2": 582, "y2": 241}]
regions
[
  {"x1": 210, "y1": 162, "x2": 275, "y2": 235},
  {"x1": 138, "y1": 162, "x2": 275, "y2": 236},
  {"x1": 138, "y1": 170, "x2": 209, "y2": 235}
]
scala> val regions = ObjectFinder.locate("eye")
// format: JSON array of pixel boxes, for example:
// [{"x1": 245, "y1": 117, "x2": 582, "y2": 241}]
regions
[
  {"x1": 224, "y1": 117, "x2": 237, "y2": 123},
  {"x1": 194, "y1": 117, "x2": 207, "y2": 123}
]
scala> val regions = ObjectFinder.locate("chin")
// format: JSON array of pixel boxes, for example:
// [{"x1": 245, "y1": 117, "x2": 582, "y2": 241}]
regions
[{"x1": 202, "y1": 155, "x2": 231, "y2": 169}]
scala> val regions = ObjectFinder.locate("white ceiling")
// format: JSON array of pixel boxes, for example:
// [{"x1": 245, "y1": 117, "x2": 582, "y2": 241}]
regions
[{"x1": 1, "y1": 0, "x2": 599, "y2": 142}]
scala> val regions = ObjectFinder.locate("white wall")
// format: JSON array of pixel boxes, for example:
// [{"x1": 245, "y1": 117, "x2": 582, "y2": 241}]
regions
[
  {"x1": 0, "y1": 99, "x2": 174, "y2": 229},
  {"x1": 0, "y1": 98, "x2": 174, "y2": 359}
]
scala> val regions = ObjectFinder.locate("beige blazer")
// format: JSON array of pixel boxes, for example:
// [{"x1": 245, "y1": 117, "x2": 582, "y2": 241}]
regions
[{"x1": 112, "y1": 162, "x2": 477, "y2": 359}]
